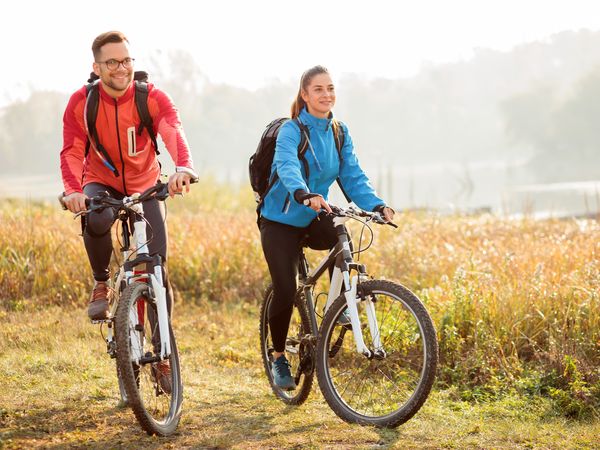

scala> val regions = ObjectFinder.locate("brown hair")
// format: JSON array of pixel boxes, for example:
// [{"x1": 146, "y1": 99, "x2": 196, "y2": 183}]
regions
[
  {"x1": 290, "y1": 65, "x2": 330, "y2": 119},
  {"x1": 92, "y1": 31, "x2": 129, "y2": 60}
]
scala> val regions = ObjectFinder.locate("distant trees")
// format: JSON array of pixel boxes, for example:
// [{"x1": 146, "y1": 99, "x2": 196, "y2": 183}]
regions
[
  {"x1": 2, "y1": 29, "x2": 600, "y2": 186},
  {"x1": 501, "y1": 68, "x2": 600, "y2": 182},
  {"x1": 0, "y1": 91, "x2": 66, "y2": 175}
]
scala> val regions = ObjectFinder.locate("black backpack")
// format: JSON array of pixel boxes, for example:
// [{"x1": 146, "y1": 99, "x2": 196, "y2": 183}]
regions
[
  {"x1": 249, "y1": 117, "x2": 349, "y2": 209},
  {"x1": 84, "y1": 71, "x2": 159, "y2": 177}
]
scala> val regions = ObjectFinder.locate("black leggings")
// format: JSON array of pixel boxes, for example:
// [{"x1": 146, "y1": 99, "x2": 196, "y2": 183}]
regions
[
  {"x1": 82, "y1": 182, "x2": 168, "y2": 281},
  {"x1": 260, "y1": 215, "x2": 339, "y2": 353}
]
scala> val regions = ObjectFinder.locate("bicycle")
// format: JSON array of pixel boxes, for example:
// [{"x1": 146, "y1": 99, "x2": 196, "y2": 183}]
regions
[
  {"x1": 61, "y1": 181, "x2": 188, "y2": 436},
  {"x1": 259, "y1": 205, "x2": 438, "y2": 427}
]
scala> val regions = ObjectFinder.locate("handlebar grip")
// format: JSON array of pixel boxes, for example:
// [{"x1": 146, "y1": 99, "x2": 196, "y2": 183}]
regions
[{"x1": 58, "y1": 193, "x2": 67, "y2": 210}]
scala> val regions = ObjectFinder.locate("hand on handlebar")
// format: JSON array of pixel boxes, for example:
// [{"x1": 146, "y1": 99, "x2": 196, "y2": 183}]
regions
[
  {"x1": 305, "y1": 194, "x2": 332, "y2": 214},
  {"x1": 61, "y1": 192, "x2": 88, "y2": 213},
  {"x1": 382, "y1": 206, "x2": 395, "y2": 222},
  {"x1": 167, "y1": 172, "x2": 194, "y2": 197}
]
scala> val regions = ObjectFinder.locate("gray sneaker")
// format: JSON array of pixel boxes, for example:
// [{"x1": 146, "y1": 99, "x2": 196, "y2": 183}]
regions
[
  {"x1": 87, "y1": 281, "x2": 109, "y2": 320},
  {"x1": 337, "y1": 308, "x2": 352, "y2": 326},
  {"x1": 271, "y1": 355, "x2": 296, "y2": 391}
]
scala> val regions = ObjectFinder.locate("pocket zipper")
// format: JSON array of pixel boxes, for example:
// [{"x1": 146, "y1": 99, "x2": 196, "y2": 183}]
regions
[{"x1": 281, "y1": 192, "x2": 291, "y2": 213}]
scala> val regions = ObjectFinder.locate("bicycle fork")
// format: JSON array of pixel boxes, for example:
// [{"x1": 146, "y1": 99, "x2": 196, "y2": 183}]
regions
[
  {"x1": 124, "y1": 203, "x2": 172, "y2": 362},
  {"x1": 331, "y1": 222, "x2": 384, "y2": 359}
]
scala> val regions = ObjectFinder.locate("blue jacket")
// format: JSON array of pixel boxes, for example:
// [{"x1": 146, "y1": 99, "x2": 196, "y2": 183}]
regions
[{"x1": 260, "y1": 107, "x2": 385, "y2": 227}]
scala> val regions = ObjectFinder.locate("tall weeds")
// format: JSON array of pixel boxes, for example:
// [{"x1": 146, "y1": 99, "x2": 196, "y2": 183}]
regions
[{"x1": 1, "y1": 182, "x2": 599, "y2": 415}]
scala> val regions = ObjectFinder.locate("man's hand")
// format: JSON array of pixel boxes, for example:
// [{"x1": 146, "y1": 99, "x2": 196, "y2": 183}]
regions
[
  {"x1": 168, "y1": 172, "x2": 193, "y2": 197},
  {"x1": 305, "y1": 194, "x2": 332, "y2": 213},
  {"x1": 63, "y1": 192, "x2": 88, "y2": 213}
]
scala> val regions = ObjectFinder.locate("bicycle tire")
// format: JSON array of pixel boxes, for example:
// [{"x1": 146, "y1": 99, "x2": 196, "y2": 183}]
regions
[
  {"x1": 259, "y1": 285, "x2": 314, "y2": 405},
  {"x1": 115, "y1": 281, "x2": 183, "y2": 436},
  {"x1": 316, "y1": 279, "x2": 438, "y2": 427},
  {"x1": 116, "y1": 361, "x2": 130, "y2": 407}
]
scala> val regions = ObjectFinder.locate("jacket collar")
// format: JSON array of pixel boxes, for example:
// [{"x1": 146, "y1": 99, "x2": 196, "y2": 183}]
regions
[{"x1": 299, "y1": 106, "x2": 334, "y2": 131}]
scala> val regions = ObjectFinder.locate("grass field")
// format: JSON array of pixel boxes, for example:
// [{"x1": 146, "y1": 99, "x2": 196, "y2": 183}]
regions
[
  {"x1": 1, "y1": 181, "x2": 599, "y2": 448},
  {"x1": 1, "y1": 303, "x2": 599, "y2": 449}
]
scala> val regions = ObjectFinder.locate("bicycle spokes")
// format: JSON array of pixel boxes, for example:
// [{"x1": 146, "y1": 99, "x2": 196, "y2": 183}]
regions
[
  {"x1": 317, "y1": 281, "x2": 437, "y2": 426},
  {"x1": 122, "y1": 291, "x2": 178, "y2": 425}
]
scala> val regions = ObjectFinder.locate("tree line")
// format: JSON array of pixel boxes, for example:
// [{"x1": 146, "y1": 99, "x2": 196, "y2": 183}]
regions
[{"x1": 1, "y1": 29, "x2": 600, "y2": 184}]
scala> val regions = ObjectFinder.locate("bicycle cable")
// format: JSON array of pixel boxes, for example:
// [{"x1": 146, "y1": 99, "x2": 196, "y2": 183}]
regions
[{"x1": 350, "y1": 215, "x2": 375, "y2": 260}]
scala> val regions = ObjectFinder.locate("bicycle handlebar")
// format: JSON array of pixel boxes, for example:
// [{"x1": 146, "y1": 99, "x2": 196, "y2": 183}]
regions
[
  {"x1": 59, "y1": 179, "x2": 198, "y2": 214},
  {"x1": 327, "y1": 205, "x2": 398, "y2": 228}
]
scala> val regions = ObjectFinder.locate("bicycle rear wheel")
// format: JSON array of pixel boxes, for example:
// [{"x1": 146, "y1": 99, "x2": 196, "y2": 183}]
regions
[
  {"x1": 259, "y1": 285, "x2": 314, "y2": 405},
  {"x1": 316, "y1": 279, "x2": 438, "y2": 427},
  {"x1": 115, "y1": 281, "x2": 183, "y2": 436}
]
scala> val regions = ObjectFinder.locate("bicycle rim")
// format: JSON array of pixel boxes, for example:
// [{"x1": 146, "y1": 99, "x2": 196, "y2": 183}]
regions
[
  {"x1": 115, "y1": 282, "x2": 183, "y2": 436},
  {"x1": 317, "y1": 280, "x2": 438, "y2": 427}
]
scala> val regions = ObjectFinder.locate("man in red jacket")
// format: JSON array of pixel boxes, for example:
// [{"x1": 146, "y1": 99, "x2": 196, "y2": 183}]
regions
[{"x1": 60, "y1": 31, "x2": 197, "y2": 325}]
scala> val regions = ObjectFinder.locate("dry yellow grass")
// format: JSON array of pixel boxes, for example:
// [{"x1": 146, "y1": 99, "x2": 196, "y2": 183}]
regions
[{"x1": 1, "y1": 181, "x2": 599, "y2": 419}]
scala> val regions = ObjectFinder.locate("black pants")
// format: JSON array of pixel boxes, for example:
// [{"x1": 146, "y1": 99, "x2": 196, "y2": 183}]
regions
[{"x1": 260, "y1": 214, "x2": 339, "y2": 352}]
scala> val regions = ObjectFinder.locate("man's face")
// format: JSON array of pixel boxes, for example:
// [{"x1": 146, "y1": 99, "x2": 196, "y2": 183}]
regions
[{"x1": 92, "y1": 41, "x2": 134, "y2": 95}]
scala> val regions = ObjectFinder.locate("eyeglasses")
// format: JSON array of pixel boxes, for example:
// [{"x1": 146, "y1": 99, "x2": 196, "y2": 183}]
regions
[{"x1": 96, "y1": 57, "x2": 135, "y2": 71}]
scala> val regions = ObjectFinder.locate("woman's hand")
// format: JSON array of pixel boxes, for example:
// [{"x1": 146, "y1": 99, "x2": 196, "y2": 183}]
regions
[
  {"x1": 304, "y1": 194, "x2": 332, "y2": 213},
  {"x1": 382, "y1": 206, "x2": 395, "y2": 222}
]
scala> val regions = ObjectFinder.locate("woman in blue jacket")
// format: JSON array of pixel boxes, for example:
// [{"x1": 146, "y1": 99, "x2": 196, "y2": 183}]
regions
[{"x1": 260, "y1": 65, "x2": 394, "y2": 390}]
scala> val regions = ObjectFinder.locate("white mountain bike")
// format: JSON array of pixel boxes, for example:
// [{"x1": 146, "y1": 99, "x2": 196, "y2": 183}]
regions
[
  {"x1": 62, "y1": 182, "x2": 186, "y2": 436},
  {"x1": 260, "y1": 205, "x2": 438, "y2": 427}
]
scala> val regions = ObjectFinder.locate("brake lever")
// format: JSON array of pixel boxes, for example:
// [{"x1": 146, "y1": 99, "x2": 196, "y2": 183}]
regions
[{"x1": 372, "y1": 212, "x2": 398, "y2": 228}]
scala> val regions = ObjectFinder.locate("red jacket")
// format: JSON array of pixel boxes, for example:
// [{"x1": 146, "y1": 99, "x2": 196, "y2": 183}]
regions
[{"x1": 60, "y1": 82, "x2": 194, "y2": 195}]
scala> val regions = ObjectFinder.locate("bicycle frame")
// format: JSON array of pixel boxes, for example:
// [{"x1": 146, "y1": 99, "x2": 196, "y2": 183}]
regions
[
  {"x1": 103, "y1": 196, "x2": 172, "y2": 362},
  {"x1": 298, "y1": 215, "x2": 384, "y2": 359}
]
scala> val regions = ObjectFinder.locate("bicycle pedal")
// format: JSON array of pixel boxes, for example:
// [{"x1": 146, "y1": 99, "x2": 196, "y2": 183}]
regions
[{"x1": 90, "y1": 318, "x2": 113, "y2": 324}]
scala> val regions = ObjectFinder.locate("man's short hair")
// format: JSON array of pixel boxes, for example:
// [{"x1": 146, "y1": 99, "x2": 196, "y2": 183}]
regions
[{"x1": 92, "y1": 31, "x2": 129, "y2": 60}]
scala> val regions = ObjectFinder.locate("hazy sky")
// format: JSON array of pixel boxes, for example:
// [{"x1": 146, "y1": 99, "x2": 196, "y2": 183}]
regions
[{"x1": 2, "y1": 0, "x2": 600, "y2": 104}]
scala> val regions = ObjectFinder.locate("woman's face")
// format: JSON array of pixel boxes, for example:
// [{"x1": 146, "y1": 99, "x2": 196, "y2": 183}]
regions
[{"x1": 301, "y1": 73, "x2": 336, "y2": 118}]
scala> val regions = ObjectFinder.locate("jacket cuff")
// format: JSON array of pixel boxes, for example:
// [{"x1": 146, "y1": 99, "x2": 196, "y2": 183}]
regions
[
  {"x1": 373, "y1": 204, "x2": 395, "y2": 215},
  {"x1": 294, "y1": 189, "x2": 320, "y2": 204}
]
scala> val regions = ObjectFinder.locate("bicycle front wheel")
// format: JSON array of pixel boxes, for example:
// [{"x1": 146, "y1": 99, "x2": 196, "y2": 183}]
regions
[
  {"x1": 316, "y1": 279, "x2": 438, "y2": 427},
  {"x1": 259, "y1": 285, "x2": 314, "y2": 405},
  {"x1": 115, "y1": 281, "x2": 183, "y2": 436}
]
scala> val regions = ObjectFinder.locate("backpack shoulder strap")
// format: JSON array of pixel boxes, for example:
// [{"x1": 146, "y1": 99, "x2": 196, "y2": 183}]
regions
[
  {"x1": 332, "y1": 119, "x2": 345, "y2": 160},
  {"x1": 292, "y1": 118, "x2": 310, "y2": 180},
  {"x1": 134, "y1": 80, "x2": 159, "y2": 155},
  {"x1": 331, "y1": 119, "x2": 351, "y2": 202},
  {"x1": 83, "y1": 82, "x2": 97, "y2": 158},
  {"x1": 83, "y1": 81, "x2": 119, "y2": 177}
]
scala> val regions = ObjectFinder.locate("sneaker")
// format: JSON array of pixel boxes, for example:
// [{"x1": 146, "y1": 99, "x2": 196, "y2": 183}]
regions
[
  {"x1": 271, "y1": 355, "x2": 296, "y2": 391},
  {"x1": 151, "y1": 360, "x2": 172, "y2": 394},
  {"x1": 87, "y1": 281, "x2": 110, "y2": 320},
  {"x1": 337, "y1": 308, "x2": 352, "y2": 326}
]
